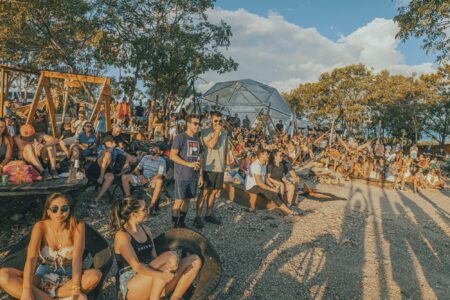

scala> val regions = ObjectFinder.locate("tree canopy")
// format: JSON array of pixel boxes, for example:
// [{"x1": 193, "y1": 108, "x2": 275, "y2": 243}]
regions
[{"x1": 394, "y1": 0, "x2": 450, "y2": 63}]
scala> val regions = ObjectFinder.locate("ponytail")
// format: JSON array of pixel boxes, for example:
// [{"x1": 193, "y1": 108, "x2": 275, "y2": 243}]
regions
[{"x1": 110, "y1": 191, "x2": 148, "y2": 231}]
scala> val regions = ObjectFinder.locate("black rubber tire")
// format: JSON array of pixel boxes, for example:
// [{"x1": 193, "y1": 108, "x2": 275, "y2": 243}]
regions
[{"x1": 154, "y1": 228, "x2": 222, "y2": 300}]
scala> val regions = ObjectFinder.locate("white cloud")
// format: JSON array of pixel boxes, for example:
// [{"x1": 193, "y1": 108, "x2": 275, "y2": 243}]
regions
[{"x1": 200, "y1": 8, "x2": 435, "y2": 93}]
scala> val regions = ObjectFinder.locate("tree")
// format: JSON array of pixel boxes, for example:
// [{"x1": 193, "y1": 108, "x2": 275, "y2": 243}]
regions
[
  {"x1": 394, "y1": 0, "x2": 450, "y2": 63},
  {"x1": 0, "y1": 0, "x2": 104, "y2": 72},
  {"x1": 285, "y1": 64, "x2": 372, "y2": 137},
  {"x1": 99, "y1": 0, "x2": 238, "y2": 104},
  {"x1": 421, "y1": 64, "x2": 450, "y2": 146}
]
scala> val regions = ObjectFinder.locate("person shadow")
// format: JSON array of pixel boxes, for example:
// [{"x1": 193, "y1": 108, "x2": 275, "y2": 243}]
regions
[
  {"x1": 380, "y1": 189, "x2": 450, "y2": 299},
  {"x1": 213, "y1": 181, "x2": 368, "y2": 299}
]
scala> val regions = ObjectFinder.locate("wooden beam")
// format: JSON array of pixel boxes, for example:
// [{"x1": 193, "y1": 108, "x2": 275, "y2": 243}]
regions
[
  {"x1": 89, "y1": 80, "x2": 107, "y2": 125},
  {"x1": 0, "y1": 64, "x2": 37, "y2": 74},
  {"x1": 0, "y1": 68, "x2": 4, "y2": 117},
  {"x1": 42, "y1": 71, "x2": 108, "y2": 84},
  {"x1": 42, "y1": 78, "x2": 58, "y2": 137},
  {"x1": 26, "y1": 73, "x2": 45, "y2": 125},
  {"x1": 104, "y1": 80, "x2": 112, "y2": 132}
]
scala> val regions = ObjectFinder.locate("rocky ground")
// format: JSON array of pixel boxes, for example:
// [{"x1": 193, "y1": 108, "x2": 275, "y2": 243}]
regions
[{"x1": 1, "y1": 174, "x2": 449, "y2": 300}]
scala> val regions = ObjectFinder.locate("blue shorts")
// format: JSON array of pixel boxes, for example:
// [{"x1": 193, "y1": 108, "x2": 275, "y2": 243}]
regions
[
  {"x1": 36, "y1": 264, "x2": 72, "y2": 278},
  {"x1": 174, "y1": 180, "x2": 198, "y2": 200},
  {"x1": 118, "y1": 266, "x2": 137, "y2": 299}
]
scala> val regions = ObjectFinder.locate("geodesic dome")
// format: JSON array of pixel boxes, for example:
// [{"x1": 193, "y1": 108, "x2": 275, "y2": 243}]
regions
[{"x1": 201, "y1": 79, "x2": 292, "y2": 126}]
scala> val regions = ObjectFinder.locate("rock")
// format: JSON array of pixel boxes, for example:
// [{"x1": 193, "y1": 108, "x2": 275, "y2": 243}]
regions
[{"x1": 10, "y1": 214, "x2": 23, "y2": 222}]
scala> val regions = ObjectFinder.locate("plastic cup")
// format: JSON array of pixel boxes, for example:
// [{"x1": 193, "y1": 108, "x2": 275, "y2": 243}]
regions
[{"x1": 2, "y1": 175, "x2": 8, "y2": 186}]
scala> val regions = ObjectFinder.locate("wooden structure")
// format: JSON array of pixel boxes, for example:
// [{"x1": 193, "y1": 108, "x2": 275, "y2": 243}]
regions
[
  {"x1": 0, "y1": 65, "x2": 38, "y2": 117},
  {"x1": 0, "y1": 177, "x2": 88, "y2": 198},
  {"x1": 222, "y1": 183, "x2": 278, "y2": 210},
  {"x1": 26, "y1": 70, "x2": 112, "y2": 137}
]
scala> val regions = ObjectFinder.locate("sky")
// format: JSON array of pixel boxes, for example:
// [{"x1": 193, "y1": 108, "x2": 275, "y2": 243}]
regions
[{"x1": 198, "y1": 0, "x2": 436, "y2": 93}]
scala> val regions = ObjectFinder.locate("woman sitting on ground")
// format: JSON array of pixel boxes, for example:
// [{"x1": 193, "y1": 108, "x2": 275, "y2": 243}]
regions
[
  {"x1": 0, "y1": 118, "x2": 13, "y2": 172},
  {"x1": 0, "y1": 193, "x2": 101, "y2": 300},
  {"x1": 267, "y1": 150, "x2": 297, "y2": 206},
  {"x1": 112, "y1": 192, "x2": 202, "y2": 300}
]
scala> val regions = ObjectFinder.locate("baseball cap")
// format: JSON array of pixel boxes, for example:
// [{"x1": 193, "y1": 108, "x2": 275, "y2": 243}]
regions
[{"x1": 20, "y1": 124, "x2": 35, "y2": 140}]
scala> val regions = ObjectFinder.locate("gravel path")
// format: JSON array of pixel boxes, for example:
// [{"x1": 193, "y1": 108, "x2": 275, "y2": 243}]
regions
[{"x1": 1, "y1": 178, "x2": 449, "y2": 299}]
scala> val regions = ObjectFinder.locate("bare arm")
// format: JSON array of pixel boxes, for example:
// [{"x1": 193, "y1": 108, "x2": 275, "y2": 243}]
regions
[
  {"x1": 255, "y1": 174, "x2": 277, "y2": 192},
  {"x1": 114, "y1": 231, "x2": 173, "y2": 280},
  {"x1": 170, "y1": 149, "x2": 194, "y2": 168},
  {"x1": 202, "y1": 130, "x2": 221, "y2": 149},
  {"x1": 22, "y1": 222, "x2": 44, "y2": 293},
  {"x1": 71, "y1": 222, "x2": 85, "y2": 295},
  {"x1": 0, "y1": 137, "x2": 13, "y2": 168}
]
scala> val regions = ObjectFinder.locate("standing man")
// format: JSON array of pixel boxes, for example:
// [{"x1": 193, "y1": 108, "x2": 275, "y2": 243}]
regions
[
  {"x1": 170, "y1": 114, "x2": 203, "y2": 228},
  {"x1": 194, "y1": 111, "x2": 229, "y2": 229}
]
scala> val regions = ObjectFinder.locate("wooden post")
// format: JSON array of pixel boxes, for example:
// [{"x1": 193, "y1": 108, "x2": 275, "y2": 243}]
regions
[
  {"x1": 42, "y1": 78, "x2": 58, "y2": 137},
  {"x1": 26, "y1": 73, "x2": 45, "y2": 125},
  {"x1": 104, "y1": 80, "x2": 111, "y2": 132},
  {"x1": 89, "y1": 80, "x2": 107, "y2": 125},
  {"x1": 0, "y1": 68, "x2": 4, "y2": 117},
  {"x1": 61, "y1": 86, "x2": 69, "y2": 125}
]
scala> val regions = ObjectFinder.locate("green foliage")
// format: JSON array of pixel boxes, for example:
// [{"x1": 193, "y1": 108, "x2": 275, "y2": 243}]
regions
[
  {"x1": 0, "y1": 0, "x2": 104, "y2": 72},
  {"x1": 286, "y1": 64, "x2": 450, "y2": 145},
  {"x1": 394, "y1": 0, "x2": 450, "y2": 63}
]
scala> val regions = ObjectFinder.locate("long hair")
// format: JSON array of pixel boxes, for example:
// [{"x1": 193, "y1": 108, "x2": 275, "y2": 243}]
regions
[
  {"x1": 41, "y1": 193, "x2": 78, "y2": 243},
  {"x1": 0, "y1": 118, "x2": 11, "y2": 139},
  {"x1": 269, "y1": 149, "x2": 280, "y2": 165},
  {"x1": 110, "y1": 191, "x2": 148, "y2": 231}
]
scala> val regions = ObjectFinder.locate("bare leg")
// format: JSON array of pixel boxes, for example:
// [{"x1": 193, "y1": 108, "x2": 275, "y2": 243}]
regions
[
  {"x1": 196, "y1": 189, "x2": 209, "y2": 217},
  {"x1": 285, "y1": 182, "x2": 295, "y2": 206},
  {"x1": 59, "y1": 140, "x2": 70, "y2": 157},
  {"x1": 46, "y1": 145, "x2": 58, "y2": 171},
  {"x1": 23, "y1": 144, "x2": 44, "y2": 173},
  {"x1": 55, "y1": 269, "x2": 102, "y2": 297},
  {"x1": 164, "y1": 255, "x2": 202, "y2": 299},
  {"x1": 0, "y1": 268, "x2": 52, "y2": 300},
  {"x1": 150, "y1": 178, "x2": 163, "y2": 207},
  {"x1": 95, "y1": 173, "x2": 114, "y2": 202},
  {"x1": 206, "y1": 189, "x2": 219, "y2": 216},
  {"x1": 121, "y1": 174, "x2": 133, "y2": 197}
]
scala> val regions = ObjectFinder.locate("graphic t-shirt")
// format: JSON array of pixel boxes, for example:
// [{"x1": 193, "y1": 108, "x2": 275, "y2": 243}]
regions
[
  {"x1": 245, "y1": 159, "x2": 266, "y2": 190},
  {"x1": 172, "y1": 132, "x2": 202, "y2": 181}
]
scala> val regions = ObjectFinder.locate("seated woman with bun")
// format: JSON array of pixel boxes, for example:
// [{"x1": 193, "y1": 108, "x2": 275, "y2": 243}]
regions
[
  {"x1": 0, "y1": 193, "x2": 102, "y2": 299},
  {"x1": 112, "y1": 191, "x2": 202, "y2": 300}
]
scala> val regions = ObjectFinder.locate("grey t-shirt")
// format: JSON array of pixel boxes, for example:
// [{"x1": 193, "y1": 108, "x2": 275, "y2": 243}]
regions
[
  {"x1": 172, "y1": 132, "x2": 202, "y2": 181},
  {"x1": 201, "y1": 128, "x2": 228, "y2": 173}
]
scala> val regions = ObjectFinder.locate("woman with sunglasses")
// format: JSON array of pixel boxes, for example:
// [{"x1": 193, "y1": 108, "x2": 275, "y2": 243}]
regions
[
  {"x1": 112, "y1": 191, "x2": 202, "y2": 300},
  {"x1": 0, "y1": 193, "x2": 102, "y2": 300},
  {"x1": 0, "y1": 118, "x2": 13, "y2": 172}
]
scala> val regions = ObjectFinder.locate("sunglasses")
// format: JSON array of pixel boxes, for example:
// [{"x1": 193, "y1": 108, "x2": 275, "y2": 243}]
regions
[
  {"x1": 190, "y1": 122, "x2": 200, "y2": 126},
  {"x1": 213, "y1": 119, "x2": 222, "y2": 123},
  {"x1": 49, "y1": 205, "x2": 71, "y2": 214},
  {"x1": 85, "y1": 124, "x2": 92, "y2": 128}
]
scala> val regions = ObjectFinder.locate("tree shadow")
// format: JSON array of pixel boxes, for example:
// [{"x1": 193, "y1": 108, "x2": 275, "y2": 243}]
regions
[
  {"x1": 223, "y1": 181, "x2": 369, "y2": 299},
  {"x1": 380, "y1": 189, "x2": 450, "y2": 299}
]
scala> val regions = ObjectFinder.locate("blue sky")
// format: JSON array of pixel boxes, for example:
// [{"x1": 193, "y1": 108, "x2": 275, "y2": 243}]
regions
[
  {"x1": 198, "y1": 0, "x2": 436, "y2": 92},
  {"x1": 215, "y1": 0, "x2": 433, "y2": 65}
]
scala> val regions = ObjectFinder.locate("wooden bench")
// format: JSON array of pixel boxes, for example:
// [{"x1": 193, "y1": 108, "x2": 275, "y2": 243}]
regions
[
  {"x1": 221, "y1": 182, "x2": 278, "y2": 210},
  {"x1": 0, "y1": 177, "x2": 88, "y2": 199},
  {"x1": 350, "y1": 176, "x2": 395, "y2": 189}
]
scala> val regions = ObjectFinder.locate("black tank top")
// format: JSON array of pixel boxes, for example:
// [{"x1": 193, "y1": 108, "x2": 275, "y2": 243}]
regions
[
  {"x1": 0, "y1": 136, "x2": 6, "y2": 161},
  {"x1": 115, "y1": 225, "x2": 154, "y2": 272}
]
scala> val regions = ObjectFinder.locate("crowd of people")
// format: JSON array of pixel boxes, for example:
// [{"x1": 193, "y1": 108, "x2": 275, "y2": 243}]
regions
[
  {"x1": 315, "y1": 137, "x2": 447, "y2": 192},
  {"x1": 0, "y1": 96, "x2": 448, "y2": 299}
]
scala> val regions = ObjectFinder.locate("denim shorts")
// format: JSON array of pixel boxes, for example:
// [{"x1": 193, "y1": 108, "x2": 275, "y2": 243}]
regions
[
  {"x1": 118, "y1": 266, "x2": 137, "y2": 298},
  {"x1": 35, "y1": 264, "x2": 72, "y2": 295},
  {"x1": 36, "y1": 264, "x2": 72, "y2": 278}
]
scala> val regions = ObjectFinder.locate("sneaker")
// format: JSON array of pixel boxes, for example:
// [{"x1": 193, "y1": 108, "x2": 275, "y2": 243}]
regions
[
  {"x1": 193, "y1": 216, "x2": 204, "y2": 229},
  {"x1": 204, "y1": 215, "x2": 222, "y2": 225},
  {"x1": 51, "y1": 170, "x2": 60, "y2": 179},
  {"x1": 42, "y1": 169, "x2": 52, "y2": 180}
]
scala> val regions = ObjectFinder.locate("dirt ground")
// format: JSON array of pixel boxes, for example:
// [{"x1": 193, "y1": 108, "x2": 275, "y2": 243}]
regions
[{"x1": 1, "y1": 177, "x2": 449, "y2": 300}]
